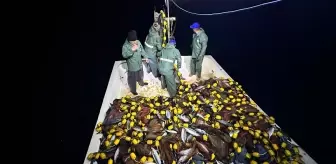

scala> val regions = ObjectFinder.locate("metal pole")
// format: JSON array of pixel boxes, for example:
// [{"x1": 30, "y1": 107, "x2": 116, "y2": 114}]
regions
[{"x1": 167, "y1": 0, "x2": 170, "y2": 42}]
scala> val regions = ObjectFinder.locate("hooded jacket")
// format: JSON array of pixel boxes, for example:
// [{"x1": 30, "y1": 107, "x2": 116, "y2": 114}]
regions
[
  {"x1": 144, "y1": 24, "x2": 163, "y2": 57},
  {"x1": 122, "y1": 39, "x2": 148, "y2": 72},
  {"x1": 158, "y1": 43, "x2": 181, "y2": 75}
]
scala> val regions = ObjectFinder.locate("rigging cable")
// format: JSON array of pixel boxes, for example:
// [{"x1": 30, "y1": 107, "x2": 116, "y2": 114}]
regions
[{"x1": 170, "y1": 0, "x2": 282, "y2": 15}]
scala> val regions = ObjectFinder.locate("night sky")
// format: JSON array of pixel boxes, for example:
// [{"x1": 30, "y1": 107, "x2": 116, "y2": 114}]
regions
[{"x1": 38, "y1": 0, "x2": 334, "y2": 163}]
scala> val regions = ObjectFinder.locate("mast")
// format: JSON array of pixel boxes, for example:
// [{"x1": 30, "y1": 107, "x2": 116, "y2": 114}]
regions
[{"x1": 166, "y1": 0, "x2": 170, "y2": 42}]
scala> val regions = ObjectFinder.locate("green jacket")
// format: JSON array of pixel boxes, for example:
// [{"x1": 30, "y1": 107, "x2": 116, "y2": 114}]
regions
[
  {"x1": 191, "y1": 28, "x2": 208, "y2": 59},
  {"x1": 144, "y1": 25, "x2": 162, "y2": 57},
  {"x1": 158, "y1": 43, "x2": 181, "y2": 75},
  {"x1": 122, "y1": 39, "x2": 148, "y2": 72}
]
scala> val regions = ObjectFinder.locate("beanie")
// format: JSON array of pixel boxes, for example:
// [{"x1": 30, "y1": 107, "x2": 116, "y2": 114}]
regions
[
  {"x1": 169, "y1": 39, "x2": 176, "y2": 45},
  {"x1": 169, "y1": 36, "x2": 176, "y2": 44},
  {"x1": 127, "y1": 30, "x2": 137, "y2": 41}
]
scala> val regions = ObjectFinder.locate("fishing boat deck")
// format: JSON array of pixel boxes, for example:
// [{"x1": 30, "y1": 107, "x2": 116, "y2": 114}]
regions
[{"x1": 83, "y1": 55, "x2": 317, "y2": 164}]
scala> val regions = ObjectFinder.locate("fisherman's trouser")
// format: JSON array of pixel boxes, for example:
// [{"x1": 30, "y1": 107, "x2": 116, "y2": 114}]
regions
[
  {"x1": 161, "y1": 73, "x2": 177, "y2": 97},
  {"x1": 159, "y1": 58, "x2": 177, "y2": 97},
  {"x1": 190, "y1": 56, "x2": 204, "y2": 78},
  {"x1": 147, "y1": 55, "x2": 159, "y2": 78},
  {"x1": 128, "y1": 69, "x2": 145, "y2": 93},
  {"x1": 145, "y1": 42, "x2": 159, "y2": 77}
]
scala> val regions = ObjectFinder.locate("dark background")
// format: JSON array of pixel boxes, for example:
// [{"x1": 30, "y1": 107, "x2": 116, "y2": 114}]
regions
[{"x1": 39, "y1": 0, "x2": 334, "y2": 163}]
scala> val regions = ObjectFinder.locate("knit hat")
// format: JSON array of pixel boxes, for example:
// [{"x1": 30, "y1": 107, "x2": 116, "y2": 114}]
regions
[
  {"x1": 127, "y1": 30, "x2": 137, "y2": 41},
  {"x1": 169, "y1": 36, "x2": 176, "y2": 45}
]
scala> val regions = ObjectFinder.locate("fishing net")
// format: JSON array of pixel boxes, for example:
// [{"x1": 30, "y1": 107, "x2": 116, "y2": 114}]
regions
[{"x1": 87, "y1": 74, "x2": 305, "y2": 164}]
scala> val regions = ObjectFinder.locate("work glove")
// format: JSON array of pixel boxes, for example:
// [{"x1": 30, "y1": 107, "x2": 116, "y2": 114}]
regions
[
  {"x1": 197, "y1": 55, "x2": 203, "y2": 61},
  {"x1": 173, "y1": 64, "x2": 178, "y2": 70},
  {"x1": 156, "y1": 51, "x2": 161, "y2": 57}
]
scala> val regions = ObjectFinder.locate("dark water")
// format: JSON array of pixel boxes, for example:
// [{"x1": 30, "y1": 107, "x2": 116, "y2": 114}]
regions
[{"x1": 37, "y1": 0, "x2": 334, "y2": 163}]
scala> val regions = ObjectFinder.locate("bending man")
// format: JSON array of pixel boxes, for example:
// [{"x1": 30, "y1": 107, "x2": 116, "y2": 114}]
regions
[
  {"x1": 144, "y1": 22, "x2": 162, "y2": 78},
  {"x1": 158, "y1": 37, "x2": 182, "y2": 97},
  {"x1": 122, "y1": 30, "x2": 149, "y2": 95},
  {"x1": 189, "y1": 22, "x2": 208, "y2": 80}
]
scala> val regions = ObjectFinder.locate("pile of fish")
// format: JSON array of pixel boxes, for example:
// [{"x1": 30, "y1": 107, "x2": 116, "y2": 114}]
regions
[{"x1": 87, "y1": 77, "x2": 304, "y2": 164}]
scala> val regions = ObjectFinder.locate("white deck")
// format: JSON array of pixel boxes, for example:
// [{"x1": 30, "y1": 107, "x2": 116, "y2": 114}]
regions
[{"x1": 83, "y1": 55, "x2": 317, "y2": 164}]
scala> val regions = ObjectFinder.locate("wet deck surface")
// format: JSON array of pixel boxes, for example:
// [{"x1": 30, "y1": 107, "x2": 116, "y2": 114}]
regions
[
  {"x1": 119, "y1": 56, "x2": 221, "y2": 98},
  {"x1": 119, "y1": 70, "x2": 217, "y2": 98}
]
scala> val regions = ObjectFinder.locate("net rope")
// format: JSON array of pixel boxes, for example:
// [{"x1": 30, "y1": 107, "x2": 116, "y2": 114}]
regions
[{"x1": 171, "y1": 0, "x2": 282, "y2": 15}]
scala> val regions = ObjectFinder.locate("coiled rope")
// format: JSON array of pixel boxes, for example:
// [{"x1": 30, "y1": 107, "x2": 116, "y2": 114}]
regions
[{"x1": 171, "y1": 0, "x2": 282, "y2": 15}]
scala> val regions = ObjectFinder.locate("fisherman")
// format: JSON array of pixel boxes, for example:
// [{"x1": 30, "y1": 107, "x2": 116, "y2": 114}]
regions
[
  {"x1": 189, "y1": 22, "x2": 208, "y2": 80},
  {"x1": 122, "y1": 30, "x2": 149, "y2": 95},
  {"x1": 144, "y1": 22, "x2": 162, "y2": 78},
  {"x1": 158, "y1": 37, "x2": 182, "y2": 97}
]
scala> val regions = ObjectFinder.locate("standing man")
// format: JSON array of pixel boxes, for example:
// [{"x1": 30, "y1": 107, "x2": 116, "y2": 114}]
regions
[
  {"x1": 144, "y1": 22, "x2": 162, "y2": 78},
  {"x1": 122, "y1": 30, "x2": 149, "y2": 95},
  {"x1": 189, "y1": 22, "x2": 208, "y2": 80},
  {"x1": 158, "y1": 37, "x2": 182, "y2": 97}
]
